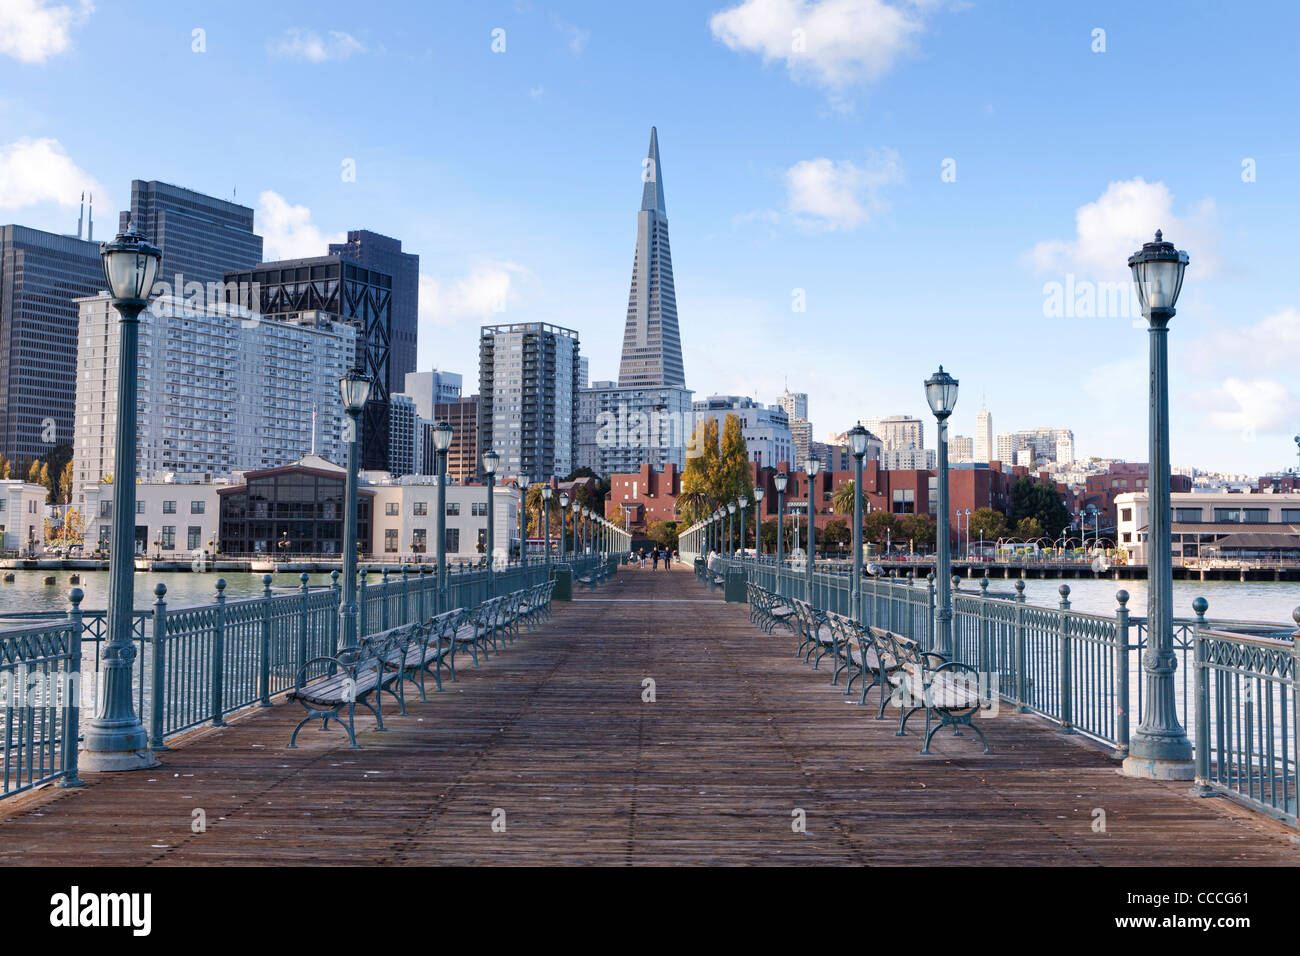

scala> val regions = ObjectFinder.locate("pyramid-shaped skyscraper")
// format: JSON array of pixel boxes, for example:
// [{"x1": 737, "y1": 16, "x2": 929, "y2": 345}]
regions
[{"x1": 618, "y1": 127, "x2": 685, "y2": 388}]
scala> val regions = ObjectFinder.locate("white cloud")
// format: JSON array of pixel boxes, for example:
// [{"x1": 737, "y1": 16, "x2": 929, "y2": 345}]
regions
[
  {"x1": 1025, "y1": 177, "x2": 1217, "y2": 279},
  {"x1": 710, "y1": 0, "x2": 932, "y2": 91},
  {"x1": 420, "y1": 263, "x2": 531, "y2": 327},
  {"x1": 269, "y1": 28, "x2": 366, "y2": 63},
  {"x1": 0, "y1": 137, "x2": 106, "y2": 213},
  {"x1": 784, "y1": 148, "x2": 903, "y2": 229},
  {"x1": 1193, "y1": 378, "x2": 1294, "y2": 436},
  {"x1": 256, "y1": 190, "x2": 345, "y2": 260},
  {"x1": 0, "y1": 0, "x2": 92, "y2": 63}
]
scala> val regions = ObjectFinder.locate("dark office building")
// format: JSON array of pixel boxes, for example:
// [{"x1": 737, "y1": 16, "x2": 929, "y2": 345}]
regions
[
  {"x1": 329, "y1": 230, "x2": 418, "y2": 398},
  {"x1": 119, "y1": 180, "x2": 263, "y2": 290},
  {"x1": 431, "y1": 395, "x2": 479, "y2": 483},
  {"x1": 224, "y1": 255, "x2": 393, "y2": 470},
  {"x1": 0, "y1": 225, "x2": 104, "y2": 464},
  {"x1": 218, "y1": 457, "x2": 373, "y2": 555}
]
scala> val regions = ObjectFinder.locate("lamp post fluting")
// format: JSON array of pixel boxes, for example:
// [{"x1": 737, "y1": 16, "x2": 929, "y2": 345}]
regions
[
  {"x1": 804, "y1": 454, "x2": 821, "y2": 600},
  {"x1": 774, "y1": 471, "x2": 788, "y2": 592},
  {"x1": 849, "y1": 425, "x2": 869, "y2": 620},
  {"x1": 925, "y1": 366, "x2": 959, "y2": 657},
  {"x1": 339, "y1": 369, "x2": 372, "y2": 648},
  {"x1": 432, "y1": 421, "x2": 453, "y2": 601},
  {"x1": 1124, "y1": 230, "x2": 1194, "y2": 780},
  {"x1": 482, "y1": 450, "x2": 498, "y2": 583},
  {"x1": 81, "y1": 223, "x2": 161, "y2": 772}
]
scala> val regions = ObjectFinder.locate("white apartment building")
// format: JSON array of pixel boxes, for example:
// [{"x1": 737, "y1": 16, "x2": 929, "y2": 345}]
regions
[
  {"x1": 974, "y1": 407, "x2": 993, "y2": 463},
  {"x1": 691, "y1": 395, "x2": 795, "y2": 469},
  {"x1": 73, "y1": 294, "x2": 356, "y2": 505},
  {"x1": 996, "y1": 427, "x2": 1075, "y2": 468},
  {"x1": 863, "y1": 415, "x2": 924, "y2": 452},
  {"x1": 80, "y1": 479, "x2": 225, "y2": 556},
  {"x1": 1115, "y1": 490, "x2": 1300, "y2": 565},
  {"x1": 0, "y1": 480, "x2": 51, "y2": 552},
  {"x1": 950, "y1": 435, "x2": 974, "y2": 463},
  {"x1": 367, "y1": 477, "x2": 519, "y2": 562},
  {"x1": 882, "y1": 447, "x2": 937, "y2": 470}
]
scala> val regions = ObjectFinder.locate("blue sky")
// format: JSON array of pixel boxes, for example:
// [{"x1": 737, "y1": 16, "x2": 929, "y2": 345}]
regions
[{"x1": 2, "y1": 0, "x2": 1298, "y2": 475}]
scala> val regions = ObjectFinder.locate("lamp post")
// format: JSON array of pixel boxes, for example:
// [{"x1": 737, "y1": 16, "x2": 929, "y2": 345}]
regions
[
  {"x1": 1124, "y1": 229, "x2": 1193, "y2": 780},
  {"x1": 431, "y1": 421, "x2": 453, "y2": 600},
  {"x1": 338, "y1": 369, "x2": 372, "y2": 648},
  {"x1": 558, "y1": 492, "x2": 569, "y2": 563},
  {"x1": 774, "y1": 471, "x2": 788, "y2": 592},
  {"x1": 81, "y1": 223, "x2": 161, "y2": 772},
  {"x1": 738, "y1": 496, "x2": 748, "y2": 558},
  {"x1": 542, "y1": 484, "x2": 553, "y2": 570},
  {"x1": 925, "y1": 365, "x2": 959, "y2": 657},
  {"x1": 849, "y1": 425, "x2": 869, "y2": 620},
  {"x1": 804, "y1": 454, "x2": 821, "y2": 600},
  {"x1": 753, "y1": 487, "x2": 764, "y2": 559},
  {"x1": 726, "y1": 501, "x2": 735, "y2": 555},
  {"x1": 482, "y1": 449, "x2": 498, "y2": 584},
  {"x1": 518, "y1": 481, "x2": 528, "y2": 567}
]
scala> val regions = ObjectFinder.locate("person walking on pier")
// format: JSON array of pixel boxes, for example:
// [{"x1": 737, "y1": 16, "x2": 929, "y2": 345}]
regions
[{"x1": 652, "y1": 549, "x2": 660, "y2": 570}]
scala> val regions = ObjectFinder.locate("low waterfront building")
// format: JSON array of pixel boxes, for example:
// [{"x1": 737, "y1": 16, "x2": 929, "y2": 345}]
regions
[
  {"x1": 80, "y1": 478, "x2": 224, "y2": 556},
  {"x1": 0, "y1": 480, "x2": 52, "y2": 552},
  {"x1": 1115, "y1": 490, "x2": 1300, "y2": 565}
]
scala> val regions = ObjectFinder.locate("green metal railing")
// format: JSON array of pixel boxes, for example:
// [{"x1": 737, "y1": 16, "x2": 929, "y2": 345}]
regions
[
  {"x1": 724, "y1": 554, "x2": 1299, "y2": 826},
  {"x1": 0, "y1": 553, "x2": 615, "y2": 799}
]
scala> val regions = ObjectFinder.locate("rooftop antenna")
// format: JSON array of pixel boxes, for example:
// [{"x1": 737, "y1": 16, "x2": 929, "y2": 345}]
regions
[
  {"x1": 86, "y1": 193, "x2": 93, "y2": 241},
  {"x1": 76, "y1": 192, "x2": 84, "y2": 240}
]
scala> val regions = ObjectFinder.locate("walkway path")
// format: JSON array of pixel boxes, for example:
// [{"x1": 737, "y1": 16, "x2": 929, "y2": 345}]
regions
[{"x1": 2, "y1": 566, "x2": 1295, "y2": 865}]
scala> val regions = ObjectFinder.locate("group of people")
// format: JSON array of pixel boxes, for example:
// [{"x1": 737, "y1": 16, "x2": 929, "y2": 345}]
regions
[{"x1": 633, "y1": 547, "x2": 674, "y2": 570}]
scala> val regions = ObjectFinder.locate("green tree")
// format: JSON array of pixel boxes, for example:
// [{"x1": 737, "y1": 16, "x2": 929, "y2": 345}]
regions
[
  {"x1": 832, "y1": 478, "x2": 868, "y2": 517},
  {"x1": 1010, "y1": 476, "x2": 1069, "y2": 539},
  {"x1": 968, "y1": 507, "x2": 1008, "y2": 543},
  {"x1": 821, "y1": 517, "x2": 850, "y2": 552},
  {"x1": 896, "y1": 513, "x2": 936, "y2": 550},
  {"x1": 679, "y1": 418, "x2": 721, "y2": 524},
  {"x1": 1015, "y1": 516, "x2": 1044, "y2": 541},
  {"x1": 862, "y1": 510, "x2": 896, "y2": 549},
  {"x1": 717, "y1": 413, "x2": 755, "y2": 510},
  {"x1": 647, "y1": 520, "x2": 679, "y2": 550}
]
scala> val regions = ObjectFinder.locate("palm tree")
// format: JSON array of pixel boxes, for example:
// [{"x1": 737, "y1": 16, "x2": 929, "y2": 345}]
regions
[
  {"x1": 832, "y1": 479, "x2": 866, "y2": 517},
  {"x1": 676, "y1": 489, "x2": 712, "y2": 525}
]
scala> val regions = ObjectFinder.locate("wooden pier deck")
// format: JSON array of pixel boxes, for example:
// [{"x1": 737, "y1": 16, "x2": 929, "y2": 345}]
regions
[{"x1": 1, "y1": 566, "x2": 1295, "y2": 866}]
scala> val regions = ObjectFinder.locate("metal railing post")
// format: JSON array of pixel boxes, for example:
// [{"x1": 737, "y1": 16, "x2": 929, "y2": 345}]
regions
[
  {"x1": 60, "y1": 588, "x2": 85, "y2": 788},
  {"x1": 359, "y1": 569, "x2": 369, "y2": 636},
  {"x1": 295, "y1": 573, "x2": 309, "y2": 691},
  {"x1": 1114, "y1": 590, "x2": 1130, "y2": 757},
  {"x1": 978, "y1": 577, "x2": 990, "y2": 679},
  {"x1": 381, "y1": 569, "x2": 391, "y2": 631},
  {"x1": 330, "y1": 570, "x2": 341, "y2": 654},
  {"x1": 1014, "y1": 580, "x2": 1028, "y2": 713},
  {"x1": 1191, "y1": 596, "x2": 1213, "y2": 796},
  {"x1": 259, "y1": 574, "x2": 272, "y2": 707},
  {"x1": 925, "y1": 573, "x2": 935, "y2": 651},
  {"x1": 211, "y1": 579, "x2": 228, "y2": 727},
  {"x1": 401, "y1": 564, "x2": 410, "y2": 624},
  {"x1": 1057, "y1": 584, "x2": 1073, "y2": 734},
  {"x1": 149, "y1": 583, "x2": 169, "y2": 748}
]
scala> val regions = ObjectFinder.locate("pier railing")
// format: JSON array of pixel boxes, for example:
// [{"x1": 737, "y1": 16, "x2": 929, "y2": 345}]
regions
[
  {"x1": 728, "y1": 555, "x2": 1298, "y2": 826},
  {"x1": 0, "y1": 553, "x2": 610, "y2": 799}
]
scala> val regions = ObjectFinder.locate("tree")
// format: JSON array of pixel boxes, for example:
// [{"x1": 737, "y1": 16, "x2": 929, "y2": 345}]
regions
[
  {"x1": 862, "y1": 510, "x2": 896, "y2": 549},
  {"x1": 679, "y1": 417, "x2": 720, "y2": 524},
  {"x1": 717, "y1": 413, "x2": 755, "y2": 511},
  {"x1": 821, "y1": 517, "x2": 850, "y2": 552},
  {"x1": 1010, "y1": 476, "x2": 1069, "y2": 539},
  {"x1": 0, "y1": 454, "x2": 9, "y2": 479},
  {"x1": 647, "y1": 520, "x2": 679, "y2": 550},
  {"x1": 26, "y1": 459, "x2": 40, "y2": 483},
  {"x1": 832, "y1": 479, "x2": 868, "y2": 517},
  {"x1": 968, "y1": 507, "x2": 1008, "y2": 544},
  {"x1": 57, "y1": 461, "x2": 74, "y2": 503},
  {"x1": 1015, "y1": 516, "x2": 1044, "y2": 541},
  {"x1": 896, "y1": 513, "x2": 936, "y2": 550}
]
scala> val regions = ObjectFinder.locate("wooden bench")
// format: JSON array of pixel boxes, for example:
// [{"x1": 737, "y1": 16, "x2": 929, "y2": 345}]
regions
[
  {"x1": 870, "y1": 626, "x2": 991, "y2": 754},
  {"x1": 747, "y1": 583, "x2": 796, "y2": 635},
  {"x1": 287, "y1": 627, "x2": 410, "y2": 748}
]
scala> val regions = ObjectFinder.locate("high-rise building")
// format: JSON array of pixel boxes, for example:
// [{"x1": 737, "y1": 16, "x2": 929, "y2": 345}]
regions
[
  {"x1": 0, "y1": 225, "x2": 104, "y2": 463},
  {"x1": 330, "y1": 230, "x2": 419, "y2": 398},
  {"x1": 387, "y1": 393, "x2": 424, "y2": 478},
  {"x1": 778, "y1": 389, "x2": 812, "y2": 462},
  {"x1": 883, "y1": 447, "x2": 937, "y2": 470},
  {"x1": 996, "y1": 427, "x2": 1075, "y2": 467},
  {"x1": 863, "y1": 415, "x2": 925, "y2": 452},
  {"x1": 431, "y1": 395, "x2": 479, "y2": 483},
  {"x1": 403, "y1": 369, "x2": 462, "y2": 420},
  {"x1": 975, "y1": 407, "x2": 993, "y2": 463},
  {"x1": 73, "y1": 293, "x2": 355, "y2": 497},
  {"x1": 119, "y1": 180, "x2": 263, "y2": 290},
  {"x1": 577, "y1": 381, "x2": 694, "y2": 476},
  {"x1": 224, "y1": 255, "x2": 393, "y2": 470},
  {"x1": 479, "y1": 322, "x2": 581, "y2": 482},
  {"x1": 950, "y1": 435, "x2": 974, "y2": 463},
  {"x1": 691, "y1": 395, "x2": 794, "y2": 469},
  {"x1": 778, "y1": 389, "x2": 808, "y2": 421},
  {"x1": 618, "y1": 127, "x2": 685, "y2": 388}
]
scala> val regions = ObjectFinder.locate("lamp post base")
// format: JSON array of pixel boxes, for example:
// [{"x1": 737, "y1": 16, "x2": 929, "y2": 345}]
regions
[
  {"x1": 1120, "y1": 754, "x2": 1194, "y2": 781},
  {"x1": 78, "y1": 747, "x2": 158, "y2": 773}
]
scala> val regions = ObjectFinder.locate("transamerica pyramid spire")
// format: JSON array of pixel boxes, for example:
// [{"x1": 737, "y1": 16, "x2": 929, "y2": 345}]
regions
[{"x1": 619, "y1": 126, "x2": 685, "y2": 388}]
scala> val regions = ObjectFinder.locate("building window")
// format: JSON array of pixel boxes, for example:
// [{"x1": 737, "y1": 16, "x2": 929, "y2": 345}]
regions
[
  {"x1": 191, "y1": 500, "x2": 205, "y2": 514},
  {"x1": 1214, "y1": 508, "x2": 1241, "y2": 523},
  {"x1": 445, "y1": 527, "x2": 460, "y2": 552},
  {"x1": 446, "y1": 502, "x2": 460, "y2": 516},
  {"x1": 1122, "y1": 532, "x2": 1131, "y2": 543},
  {"x1": 1282, "y1": 509, "x2": 1300, "y2": 523},
  {"x1": 163, "y1": 500, "x2": 177, "y2": 514},
  {"x1": 1173, "y1": 507, "x2": 1202, "y2": 523},
  {"x1": 136, "y1": 501, "x2": 144, "y2": 514},
  {"x1": 412, "y1": 528, "x2": 427, "y2": 552},
  {"x1": 386, "y1": 502, "x2": 399, "y2": 516},
  {"x1": 413, "y1": 502, "x2": 428, "y2": 516},
  {"x1": 99, "y1": 501, "x2": 112, "y2": 518},
  {"x1": 1120, "y1": 508, "x2": 1132, "y2": 523},
  {"x1": 161, "y1": 526, "x2": 176, "y2": 550},
  {"x1": 1243, "y1": 508, "x2": 1269, "y2": 523},
  {"x1": 385, "y1": 529, "x2": 398, "y2": 552},
  {"x1": 472, "y1": 501, "x2": 488, "y2": 516},
  {"x1": 891, "y1": 489, "x2": 915, "y2": 515},
  {"x1": 187, "y1": 526, "x2": 202, "y2": 550},
  {"x1": 99, "y1": 526, "x2": 111, "y2": 548}
]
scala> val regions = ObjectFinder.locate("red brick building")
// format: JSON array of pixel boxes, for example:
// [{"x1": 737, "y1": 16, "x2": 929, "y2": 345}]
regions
[
  {"x1": 1079, "y1": 462, "x2": 1192, "y2": 531},
  {"x1": 607, "y1": 463, "x2": 682, "y2": 530}
]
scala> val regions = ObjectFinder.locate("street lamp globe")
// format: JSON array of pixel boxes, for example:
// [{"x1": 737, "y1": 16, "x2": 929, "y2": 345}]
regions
[
  {"x1": 1128, "y1": 230, "x2": 1189, "y2": 315},
  {"x1": 848, "y1": 424, "x2": 869, "y2": 458},
  {"x1": 541, "y1": 484, "x2": 553, "y2": 502},
  {"x1": 339, "y1": 369, "x2": 372, "y2": 414},
  {"x1": 100, "y1": 223, "x2": 161, "y2": 305},
  {"x1": 803, "y1": 454, "x2": 821, "y2": 478},
  {"x1": 924, "y1": 366, "x2": 959, "y2": 419},
  {"x1": 727, "y1": 502, "x2": 736, "y2": 515},
  {"x1": 773, "y1": 471, "x2": 788, "y2": 494},
  {"x1": 559, "y1": 492, "x2": 570, "y2": 509},
  {"x1": 754, "y1": 487, "x2": 764, "y2": 504},
  {"x1": 738, "y1": 495, "x2": 748, "y2": 509},
  {"x1": 431, "y1": 420, "x2": 453, "y2": 452},
  {"x1": 482, "y1": 449, "x2": 499, "y2": 476}
]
